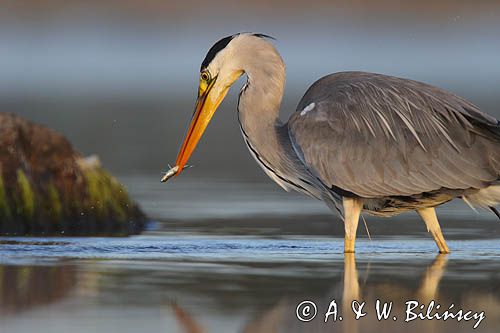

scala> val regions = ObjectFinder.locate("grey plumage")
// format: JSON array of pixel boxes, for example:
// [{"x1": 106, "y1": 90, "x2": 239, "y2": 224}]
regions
[
  {"x1": 202, "y1": 34, "x2": 500, "y2": 218},
  {"x1": 288, "y1": 72, "x2": 500, "y2": 215},
  {"x1": 178, "y1": 33, "x2": 500, "y2": 252}
]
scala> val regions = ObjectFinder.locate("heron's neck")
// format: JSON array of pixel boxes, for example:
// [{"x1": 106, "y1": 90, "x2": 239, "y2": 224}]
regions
[{"x1": 237, "y1": 60, "x2": 285, "y2": 165}]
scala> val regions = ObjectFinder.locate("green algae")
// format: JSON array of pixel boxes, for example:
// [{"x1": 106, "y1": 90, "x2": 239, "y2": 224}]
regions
[
  {"x1": 84, "y1": 168, "x2": 129, "y2": 222},
  {"x1": 0, "y1": 164, "x2": 143, "y2": 236},
  {"x1": 16, "y1": 169, "x2": 35, "y2": 220},
  {"x1": 46, "y1": 183, "x2": 62, "y2": 221}
]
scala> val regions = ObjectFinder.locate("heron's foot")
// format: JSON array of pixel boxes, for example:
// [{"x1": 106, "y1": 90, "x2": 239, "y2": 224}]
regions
[{"x1": 433, "y1": 232, "x2": 450, "y2": 254}]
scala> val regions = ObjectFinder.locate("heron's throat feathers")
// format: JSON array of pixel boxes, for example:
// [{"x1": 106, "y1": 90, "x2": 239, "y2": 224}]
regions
[
  {"x1": 237, "y1": 39, "x2": 286, "y2": 125},
  {"x1": 237, "y1": 64, "x2": 327, "y2": 202},
  {"x1": 237, "y1": 44, "x2": 295, "y2": 186},
  {"x1": 238, "y1": 56, "x2": 286, "y2": 160}
]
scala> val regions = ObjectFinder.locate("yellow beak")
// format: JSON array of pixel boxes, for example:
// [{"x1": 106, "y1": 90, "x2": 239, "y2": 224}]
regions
[
  {"x1": 172, "y1": 78, "x2": 230, "y2": 179},
  {"x1": 160, "y1": 70, "x2": 243, "y2": 183}
]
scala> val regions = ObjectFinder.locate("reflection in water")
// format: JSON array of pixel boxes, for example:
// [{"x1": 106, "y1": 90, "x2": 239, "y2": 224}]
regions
[
  {"x1": 340, "y1": 254, "x2": 448, "y2": 333},
  {"x1": 342, "y1": 253, "x2": 361, "y2": 333},
  {"x1": 0, "y1": 265, "x2": 76, "y2": 315},
  {"x1": 417, "y1": 254, "x2": 448, "y2": 302},
  {"x1": 169, "y1": 254, "x2": 460, "y2": 333},
  {"x1": 251, "y1": 255, "x2": 454, "y2": 333},
  {"x1": 343, "y1": 253, "x2": 361, "y2": 308},
  {"x1": 0, "y1": 237, "x2": 499, "y2": 333},
  {"x1": 170, "y1": 301, "x2": 206, "y2": 333}
]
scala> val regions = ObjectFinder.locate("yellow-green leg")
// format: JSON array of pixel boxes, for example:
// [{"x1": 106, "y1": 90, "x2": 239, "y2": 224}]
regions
[
  {"x1": 417, "y1": 207, "x2": 450, "y2": 254},
  {"x1": 343, "y1": 197, "x2": 363, "y2": 253}
]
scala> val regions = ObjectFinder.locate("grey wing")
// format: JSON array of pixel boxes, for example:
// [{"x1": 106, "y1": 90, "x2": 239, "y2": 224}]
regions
[{"x1": 288, "y1": 72, "x2": 500, "y2": 198}]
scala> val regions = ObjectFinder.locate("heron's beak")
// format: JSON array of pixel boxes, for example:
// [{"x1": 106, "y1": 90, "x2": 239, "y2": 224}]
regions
[{"x1": 171, "y1": 77, "x2": 230, "y2": 179}]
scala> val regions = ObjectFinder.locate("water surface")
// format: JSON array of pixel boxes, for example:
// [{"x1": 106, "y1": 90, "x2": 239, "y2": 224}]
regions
[
  {"x1": 1, "y1": 178, "x2": 499, "y2": 332},
  {"x1": 0, "y1": 235, "x2": 499, "y2": 333}
]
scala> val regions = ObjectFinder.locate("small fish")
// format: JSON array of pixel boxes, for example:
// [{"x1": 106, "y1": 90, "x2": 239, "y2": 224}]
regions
[
  {"x1": 161, "y1": 165, "x2": 193, "y2": 183},
  {"x1": 161, "y1": 165, "x2": 179, "y2": 183}
]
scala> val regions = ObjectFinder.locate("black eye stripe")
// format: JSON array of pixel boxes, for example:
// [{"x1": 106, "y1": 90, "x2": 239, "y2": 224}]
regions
[
  {"x1": 200, "y1": 33, "x2": 276, "y2": 71},
  {"x1": 200, "y1": 35, "x2": 235, "y2": 71}
]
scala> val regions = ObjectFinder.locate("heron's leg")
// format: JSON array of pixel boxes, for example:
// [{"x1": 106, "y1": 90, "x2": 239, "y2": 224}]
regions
[
  {"x1": 417, "y1": 207, "x2": 450, "y2": 254},
  {"x1": 343, "y1": 197, "x2": 363, "y2": 253}
]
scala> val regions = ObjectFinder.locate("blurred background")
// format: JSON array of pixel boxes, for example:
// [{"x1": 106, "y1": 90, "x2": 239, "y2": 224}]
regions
[
  {"x1": 2, "y1": 0, "x2": 499, "y2": 180},
  {"x1": 2, "y1": 2, "x2": 500, "y2": 332}
]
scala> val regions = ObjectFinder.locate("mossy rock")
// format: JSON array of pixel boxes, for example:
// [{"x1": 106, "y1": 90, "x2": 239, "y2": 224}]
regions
[{"x1": 0, "y1": 113, "x2": 146, "y2": 236}]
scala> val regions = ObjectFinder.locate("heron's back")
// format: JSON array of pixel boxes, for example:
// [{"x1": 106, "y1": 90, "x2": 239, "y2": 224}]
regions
[{"x1": 288, "y1": 71, "x2": 500, "y2": 214}]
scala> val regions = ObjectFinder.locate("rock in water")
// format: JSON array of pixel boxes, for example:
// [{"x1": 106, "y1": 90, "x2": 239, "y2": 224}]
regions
[{"x1": 0, "y1": 113, "x2": 147, "y2": 236}]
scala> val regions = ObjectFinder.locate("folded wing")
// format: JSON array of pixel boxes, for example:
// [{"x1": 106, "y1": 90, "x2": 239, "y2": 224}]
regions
[{"x1": 287, "y1": 72, "x2": 500, "y2": 198}]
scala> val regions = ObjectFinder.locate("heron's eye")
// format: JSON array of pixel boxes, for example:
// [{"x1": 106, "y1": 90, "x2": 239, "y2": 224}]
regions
[{"x1": 200, "y1": 71, "x2": 210, "y2": 82}]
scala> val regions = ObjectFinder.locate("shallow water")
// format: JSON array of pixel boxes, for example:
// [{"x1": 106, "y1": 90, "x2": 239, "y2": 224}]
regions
[
  {"x1": 1, "y1": 235, "x2": 499, "y2": 333},
  {"x1": 1, "y1": 177, "x2": 499, "y2": 332}
]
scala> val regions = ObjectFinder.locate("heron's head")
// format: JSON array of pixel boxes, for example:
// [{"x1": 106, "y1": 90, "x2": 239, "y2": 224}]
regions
[{"x1": 168, "y1": 33, "x2": 278, "y2": 180}]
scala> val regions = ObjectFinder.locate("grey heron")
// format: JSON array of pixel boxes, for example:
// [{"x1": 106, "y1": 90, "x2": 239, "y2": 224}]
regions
[{"x1": 163, "y1": 33, "x2": 500, "y2": 253}]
